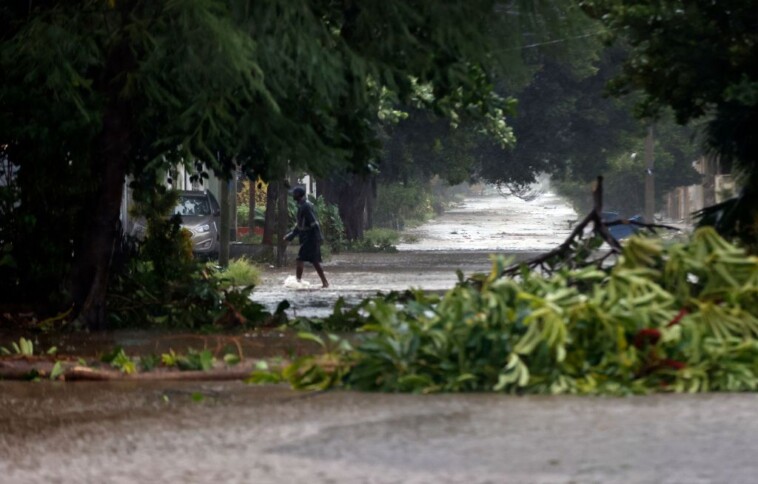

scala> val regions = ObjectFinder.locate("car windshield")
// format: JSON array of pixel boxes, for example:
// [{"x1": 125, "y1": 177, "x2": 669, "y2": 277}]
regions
[{"x1": 174, "y1": 195, "x2": 210, "y2": 216}]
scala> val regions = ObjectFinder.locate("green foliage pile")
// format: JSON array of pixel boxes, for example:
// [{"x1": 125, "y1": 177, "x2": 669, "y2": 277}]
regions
[
  {"x1": 101, "y1": 347, "x2": 238, "y2": 374},
  {"x1": 108, "y1": 256, "x2": 268, "y2": 329},
  {"x1": 254, "y1": 228, "x2": 758, "y2": 393}
]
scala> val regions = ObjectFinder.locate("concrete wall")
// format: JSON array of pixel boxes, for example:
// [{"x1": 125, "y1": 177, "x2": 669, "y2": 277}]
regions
[{"x1": 663, "y1": 156, "x2": 736, "y2": 222}]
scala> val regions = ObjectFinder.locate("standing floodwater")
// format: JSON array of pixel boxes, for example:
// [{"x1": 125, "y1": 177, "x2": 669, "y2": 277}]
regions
[
  {"x1": 252, "y1": 187, "x2": 577, "y2": 318},
  {"x1": 396, "y1": 188, "x2": 576, "y2": 252}
]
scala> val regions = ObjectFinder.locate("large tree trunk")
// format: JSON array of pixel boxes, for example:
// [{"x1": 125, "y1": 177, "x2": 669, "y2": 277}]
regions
[
  {"x1": 262, "y1": 180, "x2": 277, "y2": 245},
  {"x1": 230, "y1": 171, "x2": 237, "y2": 242},
  {"x1": 276, "y1": 180, "x2": 289, "y2": 267},
  {"x1": 321, "y1": 174, "x2": 371, "y2": 240},
  {"x1": 70, "y1": 39, "x2": 135, "y2": 331},
  {"x1": 365, "y1": 177, "x2": 376, "y2": 230},
  {"x1": 247, "y1": 177, "x2": 256, "y2": 234}
]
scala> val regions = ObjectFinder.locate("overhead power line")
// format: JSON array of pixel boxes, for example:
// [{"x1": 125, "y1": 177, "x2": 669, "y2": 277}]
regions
[{"x1": 497, "y1": 30, "x2": 607, "y2": 52}]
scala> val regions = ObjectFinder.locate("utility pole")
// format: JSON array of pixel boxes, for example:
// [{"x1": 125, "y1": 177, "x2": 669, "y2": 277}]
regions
[
  {"x1": 230, "y1": 171, "x2": 237, "y2": 242},
  {"x1": 219, "y1": 175, "x2": 230, "y2": 267},
  {"x1": 644, "y1": 125, "x2": 655, "y2": 223}
]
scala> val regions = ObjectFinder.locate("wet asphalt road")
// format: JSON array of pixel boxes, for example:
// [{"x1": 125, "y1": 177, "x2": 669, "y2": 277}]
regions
[{"x1": 1, "y1": 382, "x2": 757, "y2": 484}]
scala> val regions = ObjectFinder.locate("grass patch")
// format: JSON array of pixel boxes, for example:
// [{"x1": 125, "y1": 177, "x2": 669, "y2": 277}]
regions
[
  {"x1": 213, "y1": 257, "x2": 261, "y2": 288},
  {"x1": 348, "y1": 228, "x2": 399, "y2": 252}
]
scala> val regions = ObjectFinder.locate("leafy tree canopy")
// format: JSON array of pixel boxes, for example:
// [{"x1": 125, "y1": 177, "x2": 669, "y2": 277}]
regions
[
  {"x1": 376, "y1": 0, "x2": 605, "y2": 187},
  {"x1": 581, "y1": 0, "x2": 758, "y2": 181},
  {"x1": 0, "y1": 0, "x2": 516, "y2": 326},
  {"x1": 581, "y1": 0, "x2": 758, "y2": 246}
]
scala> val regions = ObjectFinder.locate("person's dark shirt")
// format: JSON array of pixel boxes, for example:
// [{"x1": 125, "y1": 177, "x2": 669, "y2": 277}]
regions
[{"x1": 286, "y1": 200, "x2": 322, "y2": 243}]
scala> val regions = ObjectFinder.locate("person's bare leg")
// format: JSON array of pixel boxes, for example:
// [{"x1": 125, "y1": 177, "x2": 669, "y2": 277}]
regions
[
  {"x1": 296, "y1": 261, "x2": 304, "y2": 281},
  {"x1": 313, "y1": 262, "x2": 329, "y2": 288}
]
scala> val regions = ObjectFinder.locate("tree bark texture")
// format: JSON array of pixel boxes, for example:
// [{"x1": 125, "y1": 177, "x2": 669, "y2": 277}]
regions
[
  {"x1": 365, "y1": 177, "x2": 377, "y2": 230},
  {"x1": 219, "y1": 177, "x2": 231, "y2": 267},
  {"x1": 0, "y1": 357, "x2": 262, "y2": 381},
  {"x1": 321, "y1": 174, "x2": 371, "y2": 240},
  {"x1": 230, "y1": 171, "x2": 238, "y2": 242},
  {"x1": 644, "y1": 125, "x2": 655, "y2": 223},
  {"x1": 262, "y1": 181, "x2": 278, "y2": 245},
  {"x1": 70, "y1": 36, "x2": 135, "y2": 331},
  {"x1": 276, "y1": 180, "x2": 288, "y2": 267},
  {"x1": 248, "y1": 178, "x2": 256, "y2": 233}
]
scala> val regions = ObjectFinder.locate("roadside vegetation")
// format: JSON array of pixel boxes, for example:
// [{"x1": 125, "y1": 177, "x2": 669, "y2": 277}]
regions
[
  {"x1": 348, "y1": 228, "x2": 400, "y2": 253},
  {"x1": 4, "y1": 225, "x2": 758, "y2": 394},
  {"x1": 372, "y1": 181, "x2": 463, "y2": 231},
  {"x1": 252, "y1": 227, "x2": 758, "y2": 394},
  {"x1": 105, "y1": 186, "x2": 269, "y2": 330}
]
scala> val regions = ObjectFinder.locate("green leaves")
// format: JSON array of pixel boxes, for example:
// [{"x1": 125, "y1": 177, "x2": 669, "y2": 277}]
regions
[
  {"x1": 266, "y1": 228, "x2": 758, "y2": 395},
  {"x1": 581, "y1": 1, "x2": 758, "y2": 246},
  {"x1": 49, "y1": 361, "x2": 65, "y2": 381},
  {"x1": 0, "y1": 337, "x2": 47, "y2": 356},
  {"x1": 106, "y1": 185, "x2": 269, "y2": 330},
  {"x1": 2, "y1": 0, "x2": 521, "y2": 320},
  {"x1": 102, "y1": 348, "x2": 137, "y2": 375},
  {"x1": 160, "y1": 348, "x2": 215, "y2": 372}
]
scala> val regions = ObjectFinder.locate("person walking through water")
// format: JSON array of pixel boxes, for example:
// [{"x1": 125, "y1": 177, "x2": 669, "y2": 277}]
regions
[{"x1": 284, "y1": 186, "x2": 329, "y2": 288}]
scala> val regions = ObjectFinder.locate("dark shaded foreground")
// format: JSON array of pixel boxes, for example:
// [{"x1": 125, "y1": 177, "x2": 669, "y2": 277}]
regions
[{"x1": 1, "y1": 382, "x2": 757, "y2": 483}]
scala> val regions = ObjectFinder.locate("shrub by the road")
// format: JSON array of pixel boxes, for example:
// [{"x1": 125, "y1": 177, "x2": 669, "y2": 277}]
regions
[
  {"x1": 348, "y1": 228, "x2": 400, "y2": 252},
  {"x1": 212, "y1": 258, "x2": 262, "y2": 289},
  {"x1": 108, "y1": 187, "x2": 268, "y2": 329}
]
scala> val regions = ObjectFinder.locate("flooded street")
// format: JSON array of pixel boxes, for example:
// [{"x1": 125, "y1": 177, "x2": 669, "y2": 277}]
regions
[
  {"x1": 252, "y1": 189, "x2": 577, "y2": 318},
  {"x1": 3, "y1": 189, "x2": 757, "y2": 484}
]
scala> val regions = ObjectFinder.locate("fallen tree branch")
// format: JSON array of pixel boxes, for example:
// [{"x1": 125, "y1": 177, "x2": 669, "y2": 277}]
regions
[
  {"x1": 605, "y1": 219, "x2": 681, "y2": 233},
  {"x1": 498, "y1": 176, "x2": 682, "y2": 278},
  {"x1": 0, "y1": 357, "x2": 272, "y2": 382},
  {"x1": 500, "y1": 176, "x2": 622, "y2": 277},
  {"x1": 66, "y1": 367, "x2": 254, "y2": 381}
]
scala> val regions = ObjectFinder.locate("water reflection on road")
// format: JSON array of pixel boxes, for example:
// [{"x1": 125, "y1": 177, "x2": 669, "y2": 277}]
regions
[{"x1": 252, "y1": 190, "x2": 576, "y2": 318}]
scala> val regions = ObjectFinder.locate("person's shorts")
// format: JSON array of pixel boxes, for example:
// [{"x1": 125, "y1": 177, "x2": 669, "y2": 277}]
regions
[{"x1": 297, "y1": 238, "x2": 322, "y2": 263}]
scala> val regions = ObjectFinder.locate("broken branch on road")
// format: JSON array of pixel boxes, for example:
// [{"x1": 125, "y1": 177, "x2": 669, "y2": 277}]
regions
[{"x1": 500, "y1": 176, "x2": 680, "y2": 277}]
